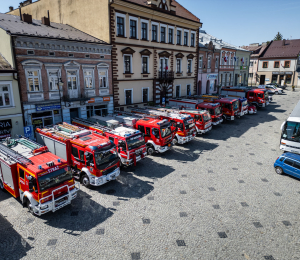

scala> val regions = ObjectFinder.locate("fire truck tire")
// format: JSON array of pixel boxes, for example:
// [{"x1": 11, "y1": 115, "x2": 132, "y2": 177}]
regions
[
  {"x1": 275, "y1": 166, "x2": 284, "y2": 175},
  {"x1": 81, "y1": 174, "x2": 90, "y2": 187},
  {"x1": 172, "y1": 137, "x2": 178, "y2": 145},
  {"x1": 147, "y1": 146, "x2": 155, "y2": 156},
  {"x1": 0, "y1": 179, "x2": 4, "y2": 190},
  {"x1": 26, "y1": 199, "x2": 34, "y2": 215}
]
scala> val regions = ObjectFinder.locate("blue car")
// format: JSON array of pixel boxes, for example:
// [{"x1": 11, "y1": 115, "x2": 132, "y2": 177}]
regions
[{"x1": 274, "y1": 152, "x2": 300, "y2": 179}]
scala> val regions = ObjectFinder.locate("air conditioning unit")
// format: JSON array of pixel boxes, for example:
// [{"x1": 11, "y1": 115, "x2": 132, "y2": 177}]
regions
[{"x1": 28, "y1": 93, "x2": 44, "y2": 101}]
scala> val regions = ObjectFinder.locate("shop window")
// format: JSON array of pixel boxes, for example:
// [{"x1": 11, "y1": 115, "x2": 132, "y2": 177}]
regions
[
  {"x1": 161, "y1": 26, "x2": 166, "y2": 43},
  {"x1": 0, "y1": 84, "x2": 12, "y2": 107},
  {"x1": 263, "y1": 62, "x2": 268, "y2": 68},
  {"x1": 141, "y1": 22, "x2": 148, "y2": 40},
  {"x1": 143, "y1": 88, "x2": 148, "y2": 103},
  {"x1": 130, "y1": 20, "x2": 137, "y2": 39},
  {"x1": 117, "y1": 16, "x2": 125, "y2": 37},
  {"x1": 84, "y1": 70, "x2": 94, "y2": 89},
  {"x1": 169, "y1": 28, "x2": 173, "y2": 44},
  {"x1": 272, "y1": 74, "x2": 278, "y2": 83},
  {"x1": 274, "y1": 61, "x2": 279, "y2": 68},
  {"x1": 72, "y1": 147, "x2": 79, "y2": 158},
  {"x1": 48, "y1": 71, "x2": 59, "y2": 91},
  {"x1": 94, "y1": 105, "x2": 108, "y2": 117},
  {"x1": 176, "y1": 59, "x2": 182, "y2": 73},
  {"x1": 19, "y1": 168, "x2": 25, "y2": 179},
  {"x1": 27, "y1": 70, "x2": 41, "y2": 92},
  {"x1": 152, "y1": 25, "x2": 158, "y2": 42},
  {"x1": 124, "y1": 55, "x2": 132, "y2": 74},
  {"x1": 177, "y1": 30, "x2": 182, "y2": 45},
  {"x1": 125, "y1": 89, "x2": 132, "y2": 105},
  {"x1": 187, "y1": 59, "x2": 192, "y2": 73},
  {"x1": 142, "y1": 57, "x2": 148, "y2": 74},
  {"x1": 284, "y1": 61, "x2": 290, "y2": 68},
  {"x1": 286, "y1": 75, "x2": 292, "y2": 84}
]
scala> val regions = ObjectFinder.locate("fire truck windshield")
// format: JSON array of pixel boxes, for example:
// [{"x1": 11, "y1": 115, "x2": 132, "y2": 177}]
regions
[
  {"x1": 282, "y1": 122, "x2": 300, "y2": 142},
  {"x1": 160, "y1": 126, "x2": 172, "y2": 138},
  {"x1": 38, "y1": 167, "x2": 72, "y2": 191},
  {"x1": 257, "y1": 93, "x2": 264, "y2": 98},
  {"x1": 242, "y1": 100, "x2": 248, "y2": 106},
  {"x1": 232, "y1": 100, "x2": 239, "y2": 111},
  {"x1": 215, "y1": 106, "x2": 222, "y2": 116},
  {"x1": 126, "y1": 135, "x2": 145, "y2": 150},
  {"x1": 203, "y1": 113, "x2": 211, "y2": 122},
  {"x1": 95, "y1": 148, "x2": 118, "y2": 167}
]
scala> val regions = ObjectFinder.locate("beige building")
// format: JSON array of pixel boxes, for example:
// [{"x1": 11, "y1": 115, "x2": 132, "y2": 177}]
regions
[
  {"x1": 0, "y1": 54, "x2": 24, "y2": 138},
  {"x1": 8, "y1": 0, "x2": 202, "y2": 108}
]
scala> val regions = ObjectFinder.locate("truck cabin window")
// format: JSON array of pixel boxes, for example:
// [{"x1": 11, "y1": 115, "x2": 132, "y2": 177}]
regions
[
  {"x1": 152, "y1": 128, "x2": 160, "y2": 138},
  {"x1": 282, "y1": 122, "x2": 300, "y2": 142}
]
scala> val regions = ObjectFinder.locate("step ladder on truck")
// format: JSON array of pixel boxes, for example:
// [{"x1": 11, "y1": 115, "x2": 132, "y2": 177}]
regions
[
  {"x1": 0, "y1": 136, "x2": 79, "y2": 216},
  {"x1": 72, "y1": 117, "x2": 147, "y2": 167},
  {"x1": 128, "y1": 107, "x2": 197, "y2": 145},
  {"x1": 113, "y1": 111, "x2": 174, "y2": 155},
  {"x1": 36, "y1": 123, "x2": 120, "y2": 188}
]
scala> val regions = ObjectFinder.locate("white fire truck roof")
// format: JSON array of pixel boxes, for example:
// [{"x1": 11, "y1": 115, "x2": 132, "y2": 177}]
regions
[
  {"x1": 113, "y1": 126, "x2": 140, "y2": 138},
  {"x1": 43, "y1": 123, "x2": 91, "y2": 139}
]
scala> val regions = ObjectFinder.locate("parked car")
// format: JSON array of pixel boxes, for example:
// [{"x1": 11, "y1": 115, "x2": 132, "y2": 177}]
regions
[
  {"x1": 267, "y1": 83, "x2": 286, "y2": 90},
  {"x1": 258, "y1": 85, "x2": 282, "y2": 95},
  {"x1": 274, "y1": 152, "x2": 300, "y2": 179}
]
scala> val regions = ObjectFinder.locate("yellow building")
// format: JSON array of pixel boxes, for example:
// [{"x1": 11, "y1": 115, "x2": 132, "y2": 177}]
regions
[
  {"x1": 8, "y1": 0, "x2": 202, "y2": 108},
  {"x1": 0, "y1": 54, "x2": 24, "y2": 138}
]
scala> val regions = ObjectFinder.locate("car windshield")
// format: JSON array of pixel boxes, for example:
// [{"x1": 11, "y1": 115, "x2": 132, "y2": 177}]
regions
[
  {"x1": 215, "y1": 106, "x2": 222, "y2": 116},
  {"x1": 38, "y1": 167, "x2": 72, "y2": 192},
  {"x1": 282, "y1": 122, "x2": 300, "y2": 143},
  {"x1": 126, "y1": 135, "x2": 145, "y2": 150},
  {"x1": 242, "y1": 100, "x2": 248, "y2": 106},
  {"x1": 95, "y1": 147, "x2": 118, "y2": 168},
  {"x1": 160, "y1": 126, "x2": 172, "y2": 138},
  {"x1": 232, "y1": 100, "x2": 239, "y2": 111},
  {"x1": 203, "y1": 113, "x2": 211, "y2": 122}
]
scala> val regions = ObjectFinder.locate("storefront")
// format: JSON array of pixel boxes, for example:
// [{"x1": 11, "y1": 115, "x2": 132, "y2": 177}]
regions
[
  {"x1": 0, "y1": 119, "x2": 12, "y2": 139},
  {"x1": 272, "y1": 72, "x2": 293, "y2": 86},
  {"x1": 86, "y1": 96, "x2": 112, "y2": 118},
  {"x1": 206, "y1": 74, "x2": 218, "y2": 94}
]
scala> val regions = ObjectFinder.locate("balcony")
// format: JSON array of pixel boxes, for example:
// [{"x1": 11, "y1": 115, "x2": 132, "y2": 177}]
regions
[
  {"x1": 157, "y1": 70, "x2": 174, "y2": 81},
  {"x1": 62, "y1": 93, "x2": 89, "y2": 102}
]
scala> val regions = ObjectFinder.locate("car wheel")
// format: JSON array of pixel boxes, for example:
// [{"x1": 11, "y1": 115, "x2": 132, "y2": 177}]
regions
[
  {"x1": 147, "y1": 146, "x2": 155, "y2": 155},
  {"x1": 275, "y1": 166, "x2": 284, "y2": 175},
  {"x1": 26, "y1": 199, "x2": 35, "y2": 215},
  {"x1": 81, "y1": 174, "x2": 90, "y2": 187},
  {"x1": 0, "y1": 179, "x2": 4, "y2": 190}
]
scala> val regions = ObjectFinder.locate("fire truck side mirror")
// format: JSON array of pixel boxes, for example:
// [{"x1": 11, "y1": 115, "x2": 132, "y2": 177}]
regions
[{"x1": 28, "y1": 181, "x2": 34, "y2": 192}]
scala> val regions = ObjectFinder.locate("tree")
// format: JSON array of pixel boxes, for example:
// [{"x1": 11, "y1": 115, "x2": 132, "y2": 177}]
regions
[{"x1": 273, "y1": 32, "x2": 283, "y2": 41}]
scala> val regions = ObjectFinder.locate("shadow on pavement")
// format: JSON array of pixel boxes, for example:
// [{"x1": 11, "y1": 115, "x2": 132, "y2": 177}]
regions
[{"x1": 0, "y1": 213, "x2": 32, "y2": 259}]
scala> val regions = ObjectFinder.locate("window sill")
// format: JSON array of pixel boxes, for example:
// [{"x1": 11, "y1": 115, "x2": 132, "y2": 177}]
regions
[
  {"x1": 0, "y1": 106, "x2": 16, "y2": 110},
  {"x1": 117, "y1": 35, "x2": 126, "y2": 38},
  {"x1": 129, "y1": 37, "x2": 138, "y2": 40},
  {"x1": 140, "y1": 38, "x2": 148, "y2": 41},
  {"x1": 187, "y1": 73, "x2": 193, "y2": 76},
  {"x1": 141, "y1": 73, "x2": 150, "y2": 75},
  {"x1": 151, "y1": 40, "x2": 158, "y2": 43},
  {"x1": 177, "y1": 44, "x2": 182, "y2": 46},
  {"x1": 123, "y1": 73, "x2": 134, "y2": 75}
]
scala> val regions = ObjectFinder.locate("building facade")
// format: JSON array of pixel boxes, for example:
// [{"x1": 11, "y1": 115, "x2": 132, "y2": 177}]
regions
[
  {"x1": 0, "y1": 54, "x2": 24, "y2": 139},
  {"x1": 198, "y1": 41, "x2": 220, "y2": 94},
  {"x1": 8, "y1": 0, "x2": 202, "y2": 108},
  {"x1": 0, "y1": 13, "x2": 112, "y2": 134},
  {"x1": 233, "y1": 49, "x2": 251, "y2": 87}
]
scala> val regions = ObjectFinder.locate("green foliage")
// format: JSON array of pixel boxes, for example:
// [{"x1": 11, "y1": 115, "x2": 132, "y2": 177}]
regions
[{"x1": 273, "y1": 32, "x2": 283, "y2": 41}]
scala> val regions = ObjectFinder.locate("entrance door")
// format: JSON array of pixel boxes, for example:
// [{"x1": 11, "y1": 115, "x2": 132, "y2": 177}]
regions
[
  {"x1": 243, "y1": 74, "x2": 246, "y2": 86},
  {"x1": 234, "y1": 74, "x2": 238, "y2": 86},
  {"x1": 176, "y1": 85, "x2": 180, "y2": 98},
  {"x1": 259, "y1": 75, "x2": 265, "y2": 85},
  {"x1": 198, "y1": 81, "x2": 202, "y2": 95},
  {"x1": 70, "y1": 108, "x2": 79, "y2": 121},
  {"x1": 279, "y1": 75, "x2": 284, "y2": 86},
  {"x1": 67, "y1": 71, "x2": 78, "y2": 99},
  {"x1": 206, "y1": 81, "x2": 210, "y2": 94}
]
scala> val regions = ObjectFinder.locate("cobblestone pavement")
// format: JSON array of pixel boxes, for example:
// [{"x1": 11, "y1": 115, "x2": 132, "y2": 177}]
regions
[{"x1": 1, "y1": 90, "x2": 300, "y2": 260}]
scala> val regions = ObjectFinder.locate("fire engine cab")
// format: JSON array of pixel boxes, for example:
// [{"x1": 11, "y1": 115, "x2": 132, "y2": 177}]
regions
[
  {"x1": 36, "y1": 123, "x2": 120, "y2": 187},
  {"x1": 178, "y1": 110, "x2": 212, "y2": 134},
  {"x1": 72, "y1": 117, "x2": 147, "y2": 167},
  {"x1": 113, "y1": 111, "x2": 174, "y2": 155},
  {"x1": 0, "y1": 137, "x2": 79, "y2": 216}
]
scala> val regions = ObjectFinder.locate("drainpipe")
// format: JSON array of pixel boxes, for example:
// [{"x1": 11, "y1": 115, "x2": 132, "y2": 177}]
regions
[
  {"x1": 11, "y1": 35, "x2": 26, "y2": 127},
  {"x1": 292, "y1": 56, "x2": 297, "y2": 86}
]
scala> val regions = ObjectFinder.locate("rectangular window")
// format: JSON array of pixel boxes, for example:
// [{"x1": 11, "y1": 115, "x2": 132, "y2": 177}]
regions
[
  {"x1": 72, "y1": 147, "x2": 79, "y2": 158},
  {"x1": 143, "y1": 88, "x2": 148, "y2": 103},
  {"x1": 152, "y1": 25, "x2": 157, "y2": 41},
  {"x1": 84, "y1": 70, "x2": 93, "y2": 89},
  {"x1": 124, "y1": 55, "x2": 131, "y2": 73},
  {"x1": 67, "y1": 71, "x2": 77, "y2": 90},
  {"x1": 187, "y1": 59, "x2": 192, "y2": 73},
  {"x1": 161, "y1": 27, "x2": 166, "y2": 43},
  {"x1": 208, "y1": 57, "x2": 211, "y2": 69},
  {"x1": 27, "y1": 70, "x2": 41, "y2": 92},
  {"x1": 274, "y1": 61, "x2": 279, "y2": 68},
  {"x1": 191, "y1": 33, "x2": 195, "y2": 47},
  {"x1": 284, "y1": 61, "x2": 290, "y2": 68},
  {"x1": 187, "y1": 85, "x2": 191, "y2": 96},
  {"x1": 176, "y1": 59, "x2": 181, "y2": 73},
  {"x1": 125, "y1": 89, "x2": 132, "y2": 105},
  {"x1": 250, "y1": 61, "x2": 253, "y2": 67},
  {"x1": 249, "y1": 73, "x2": 253, "y2": 78},
  {"x1": 130, "y1": 20, "x2": 137, "y2": 38},
  {"x1": 117, "y1": 17, "x2": 125, "y2": 36},
  {"x1": 272, "y1": 74, "x2": 278, "y2": 83},
  {"x1": 176, "y1": 85, "x2": 180, "y2": 97},
  {"x1": 215, "y1": 57, "x2": 219, "y2": 68},
  {"x1": 142, "y1": 57, "x2": 148, "y2": 74},
  {"x1": 141, "y1": 22, "x2": 148, "y2": 40},
  {"x1": 168, "y1": 28, "x2": 173, "y2": 44},
  {"x1": 0, "y1": 84, "x2": 12, "y2": 107},
  {"x1": 79, "y1": 150, "x2": 84, "y2": 161},
  {"x1": 199, "y1": 57, "x2": 203, "y2": 68},
  {"x1": 184, "y1": 32, "x2": 188, "y2": 46},
  {"x1": 263, "y1": 62, "x2": 268, "y2": 68},
  {"x1": 48, "y1": 71, "x2": 59, "y2": 91},
  {"x1": 99, "y1": 70, "x2": 107, "y2": 88},
  {"x1": 19, "y1": 168, "x2": 25, "y2": 179},
  {"x1": 177, "y1": 30, "x2": 182, "y2": 45},
  {"x1": 286, "y1": 75, "x2": 292, "y2": 84}
]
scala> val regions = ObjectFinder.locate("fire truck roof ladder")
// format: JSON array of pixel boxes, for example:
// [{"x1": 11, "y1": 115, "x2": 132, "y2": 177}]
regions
[
  {"x1": 0, "y1": 142, "x2": 33, "y2": 165},
  {"x1": 73, "y1": 118, "x2": 116, "y2": 135},
  {"x1": 17, "y1": 136, "x2": 44, "y2": 150}
]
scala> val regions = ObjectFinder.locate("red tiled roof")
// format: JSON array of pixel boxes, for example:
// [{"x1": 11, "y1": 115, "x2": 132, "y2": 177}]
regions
[
  {"x1": 262, "y1": 40, "x2": 300, "y2": 58},
  {"x1": 123, "y1": 0, "x2": 200, "y2": 23}
]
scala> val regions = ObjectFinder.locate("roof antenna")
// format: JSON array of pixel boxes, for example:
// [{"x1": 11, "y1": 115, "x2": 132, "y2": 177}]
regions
[
  {"x1": 19, "y1": 7, "x2": 22, "y2": 21},
  {"x1": 47, "y1": 10, "x2": 50, "y2": 20}
]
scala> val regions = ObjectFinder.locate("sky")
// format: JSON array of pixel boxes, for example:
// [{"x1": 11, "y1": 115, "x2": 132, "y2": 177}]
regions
[{"x1": 1, "y1": 0, "x2": 299, "y2": 47}]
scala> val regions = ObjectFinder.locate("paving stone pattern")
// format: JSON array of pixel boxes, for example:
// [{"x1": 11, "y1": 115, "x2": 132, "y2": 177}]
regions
[{"x1": 0, "y1": 91, "x2": 299, "y2": 259}]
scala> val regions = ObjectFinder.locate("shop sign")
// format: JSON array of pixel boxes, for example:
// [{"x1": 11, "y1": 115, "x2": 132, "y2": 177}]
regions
[
  {"x1": 272, "y1": 72, "x2": 279, "y2": 74},
  {"x1": 266, "y1": 78, "x2": 270, "y2": 81},
  {"x1": 0, "y1": 119, "x2": 12, "y2": 130},
  {"x1": 207, "y1": 74, "x2": 218, "y2": 80},
  {"x1": 285, "y1": 72, "x2": 293, "y2": 75},
  {"x1": 36, "y1": 103, "x2": 61, "y2": 112},
  {"x1": 240, "y1": 66, "x2": 248, "y2": 70},
  {"x1": 32, "y1": 119, "x2": 43, "y2": 125},
  {"x1": 103, "y1": 97, "x2": 111, "y2": 102},
  {"x1": 87, "y1": 97, "x2": 105, "y2": 104},
  {"x1": 0, "y1": 132, "x2": 11, "y2": 139}
]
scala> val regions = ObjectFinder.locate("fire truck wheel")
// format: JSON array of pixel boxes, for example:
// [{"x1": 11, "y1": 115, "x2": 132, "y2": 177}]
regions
[
  {"x1": 147, "y1": 146, "x2": 155, "y2": 156},
  {"x1": 0, "y1": 179, "x2": 4, "y2": 190},
  {"x1": 26, "y1": 199, "x2": 34, "y2": 215},
  {"x1": 172, "y1": 137, "x2": 178, "y2": 145},
  {"x1": 275, "y1": 166, "x2": 284, "y2": 175},
  {"x1": 81, "y1": 174, "x2": 90, "y2": 187}
]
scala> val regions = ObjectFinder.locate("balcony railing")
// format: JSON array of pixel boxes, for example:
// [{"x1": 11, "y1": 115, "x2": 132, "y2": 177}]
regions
[
  {"x1": 157, "y1": 70, "x2": 174, "y2": 80},
  {"x1": 62, "y1": 93, "x2": 89, "y2": 102}
]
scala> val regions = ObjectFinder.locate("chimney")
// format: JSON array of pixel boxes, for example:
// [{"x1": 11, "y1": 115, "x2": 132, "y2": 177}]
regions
[
  {"x1": 22, "y1": 13, "x2": 32, "y2": 24},
  {"x1": 282, "y1": 39, "x2": 286, "y2": 46},
  {"x1": 9, "y1": 6, "x2": 13, "y2": 12},
  {"x1": 41, "y1": 16, "x2": 50, "y2": 26}
]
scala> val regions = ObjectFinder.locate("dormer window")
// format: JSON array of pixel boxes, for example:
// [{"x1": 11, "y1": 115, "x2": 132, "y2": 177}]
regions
[{"x1": 159, "y1": 0, "x2": 168, "y2": 10}]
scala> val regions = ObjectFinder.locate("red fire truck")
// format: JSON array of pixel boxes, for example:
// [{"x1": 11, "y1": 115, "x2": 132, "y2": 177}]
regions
[
  {"x1": 178, "y1": 110, "x2": 212, "y2": 134},
  {"x1": 130, "y1": 107, "x2": 196, "y2": 145},
  {"x1": 113, "y1": 111, "x2": 174, "y2": 155},
  {"x1": 168, "y1": 98, "x2": 223, "y2": 125},
  {"x1": 202, "y1": 95, "x2": 239, "y2": 121},
  {"x1": 221, "y1": 87, "x2": 270, "y2": 108},
  {"x1": 0, "y1": 136, "x2": 79, "y2": 216},
  {"x1": 36, "y1": 123, "x2": 120, "y2": 187},
  {"x1": 72, "y1": 117, "x2": 147, "y2": 167}
]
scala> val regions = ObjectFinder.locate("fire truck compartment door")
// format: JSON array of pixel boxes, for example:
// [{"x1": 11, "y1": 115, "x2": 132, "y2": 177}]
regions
[
  {"x1": 0, "y1": 162, "x2": 15, "y2": 191},
  {"x1": 36, "y1": 133, "x2": 67, "y2": 161}
]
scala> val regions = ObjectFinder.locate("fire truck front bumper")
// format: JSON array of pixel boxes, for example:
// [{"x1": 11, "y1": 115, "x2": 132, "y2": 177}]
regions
[
  {"x1": 121, "y1": 152, "x2": 147, "y2": 166},
  {"x1": 212, "y1": 117, "x2": 223, "y2": 125},
  {"x1": 92, "y1": 168, "x2": 121, "y2": 186},
  {"x1": 197, "y1": 125, "x2": 212, "y2": 134},
  {"x1": 157, "y1": 143, "x2": 172, "y2": 153},
  {"x1": 177, "y1": 133, "x2": 196, "y2": 144},
  {"x1": 36, "y1": 183, "x2": 80, "y2": 216},
  {"x1": 248, "y1": 109, "x2": 257, "y2": 114}
]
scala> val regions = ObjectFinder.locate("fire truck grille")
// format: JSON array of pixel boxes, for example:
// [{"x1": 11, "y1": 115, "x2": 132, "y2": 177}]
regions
[
  {"x1": 103, "y1": 165, "x2": 118, "y2": 176},
  {"x1": 135, "y1": 149, "x2": 143, "y2": 155}
]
